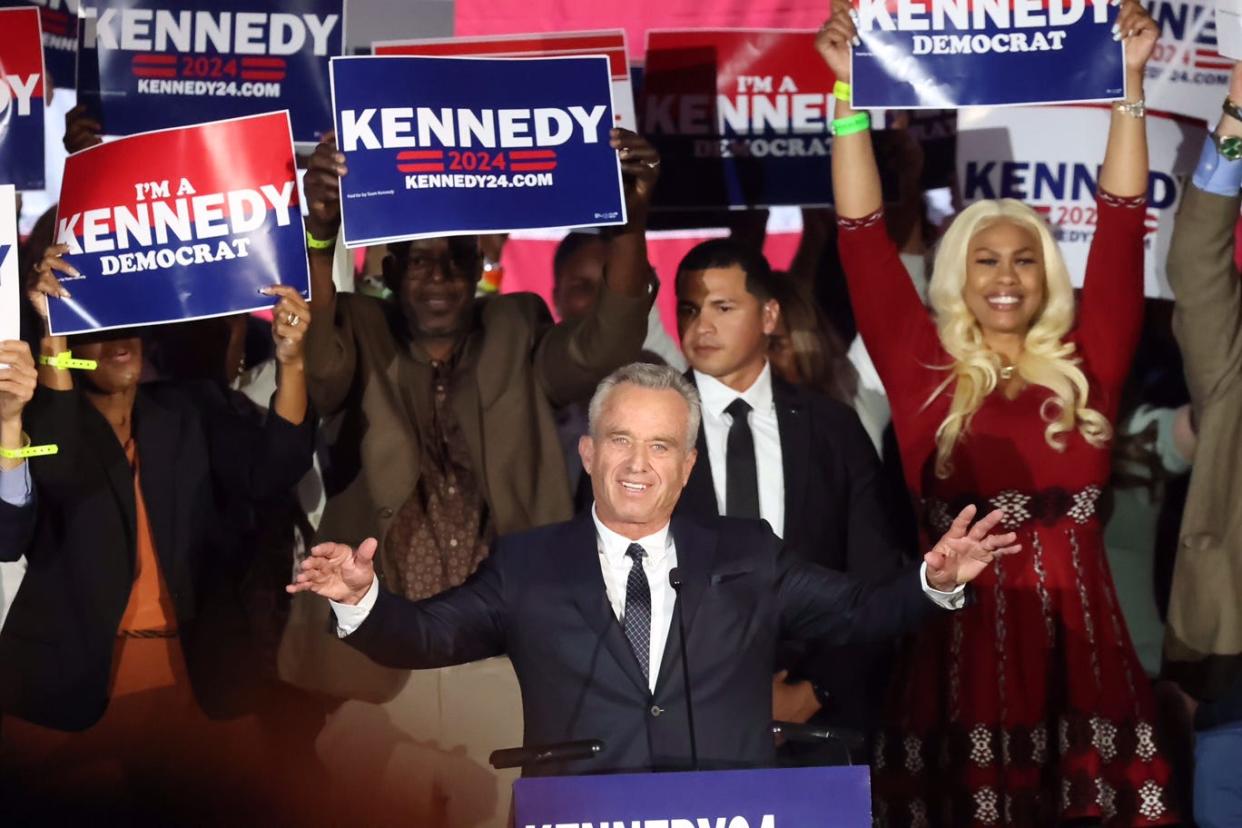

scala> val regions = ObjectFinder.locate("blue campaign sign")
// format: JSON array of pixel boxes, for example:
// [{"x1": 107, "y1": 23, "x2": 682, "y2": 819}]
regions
[
  {"x1": 513, "y1": 766, "x2": 872, "y2": 827},
  {"x1": 0, "y1": 7, "x2": 47, "y2": 190},
  {"x1": 76, "y1": 0, "x2": 344, "y2": 144},
  {"x1": 331, "y1": 54, "x2": 626, "y2": 247},
  {"x1": 47, "y1": 111, "x2": 309, "y2": 336},
  {"x1": 851, "y1": 0, "x2": 1125, "y2": 108}
]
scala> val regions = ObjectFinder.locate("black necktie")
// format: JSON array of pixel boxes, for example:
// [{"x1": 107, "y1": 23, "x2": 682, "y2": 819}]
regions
[
  {"x1": 622, "y1": 543, "x2": 651, "y2": 683},
  {"x1": 725, "y1": 398, "x2": 760, "y2": 519}
]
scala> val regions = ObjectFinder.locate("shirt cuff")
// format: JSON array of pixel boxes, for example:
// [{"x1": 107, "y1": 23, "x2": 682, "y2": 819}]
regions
[
  {"x1": 1193, "y1": 135, "x2": 1242, "y2": 196},
  {"x1": 920, "y1": 561, "x2": 967, "y2": 610},
  {"x1": 0, "y1": 463, "x2": 32, "y2": 508},
  {"x1": 330, "y1": 574, "x2": 380, "y2": 637}
]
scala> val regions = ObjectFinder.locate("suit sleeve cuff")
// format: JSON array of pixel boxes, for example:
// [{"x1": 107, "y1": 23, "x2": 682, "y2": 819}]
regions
[
  {"x1": 331, "y1": 574, "x2": 380, "y2": 637},
  {"x1": 1193, "y1": 135, "x2": 1242, "y2": 196},
  {"x1": 920, "y1": 561, "x2": 967, "y2": 610},
  {"x1": 0, "y1": 463, "x2": 32, "y2": 508}
]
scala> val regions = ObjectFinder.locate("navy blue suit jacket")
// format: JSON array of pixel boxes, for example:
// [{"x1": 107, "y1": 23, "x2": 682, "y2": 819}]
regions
[{"x1": 344, "y1": 510, "x2": 938, "y2": 775}]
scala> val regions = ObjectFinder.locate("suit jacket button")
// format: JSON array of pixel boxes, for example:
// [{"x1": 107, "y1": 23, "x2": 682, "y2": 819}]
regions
[
  {"x1": 379, "y1": 507, "x2": 394, "y2": 519},
  {"x1": 650, "y1": 705, "x2": 663, "y2": 717}
]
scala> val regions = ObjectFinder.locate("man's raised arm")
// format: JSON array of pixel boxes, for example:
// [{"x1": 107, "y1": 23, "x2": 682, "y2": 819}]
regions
[{"x1": 287, "y1": 537, "x2": 507, "y2": 670}]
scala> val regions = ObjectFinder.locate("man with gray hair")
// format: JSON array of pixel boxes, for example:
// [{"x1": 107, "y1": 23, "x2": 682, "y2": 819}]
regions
[{"x1": 288, "y1": 363, "x2": 1021, "y2": 775}]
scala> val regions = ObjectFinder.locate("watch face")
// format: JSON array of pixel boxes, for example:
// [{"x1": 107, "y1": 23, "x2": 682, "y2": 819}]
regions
[{"x1": 1222, "y1": 137, "x2": 1242, "y2": 161}]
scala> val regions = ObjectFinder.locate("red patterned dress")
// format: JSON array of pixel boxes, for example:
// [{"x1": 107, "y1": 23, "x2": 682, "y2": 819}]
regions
[{"x1": 838, "y1": 192, "x2": 1177, "y2": 827}]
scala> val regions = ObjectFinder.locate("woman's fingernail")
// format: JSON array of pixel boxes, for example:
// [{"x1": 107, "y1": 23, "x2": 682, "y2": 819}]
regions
[
  {"x1": 852, "y1": 35, "x2": 862, "y2": 47},
  {"x1": 1110, "y1": 22, "x2": 1120, "y2": 34}
]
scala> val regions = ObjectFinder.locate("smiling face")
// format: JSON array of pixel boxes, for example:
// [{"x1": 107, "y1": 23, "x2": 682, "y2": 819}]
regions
[
  {"x1": 73, "y1": 332, "x2": 143, "y2": 393},
  {"x1": 579, "y1": 383, "x2": 697, "y2": 539},
  {"x1": 961, "y1": 220, "x2": 1046, "y2": 339},
  {"x1": 384, "y1": 236, "x2": 482, "y2": 342}
]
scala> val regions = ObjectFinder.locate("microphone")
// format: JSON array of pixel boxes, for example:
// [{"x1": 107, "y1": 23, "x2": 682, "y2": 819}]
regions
[
  {"x1": 770, "y1": 721, "x2": 865, "y2": 766},
  {"x1": 668, "y1": 567, "x2": 699, "y2": 771},
  {"x1": 488, "y1": 739, "x2": 604, "y2": 770}
]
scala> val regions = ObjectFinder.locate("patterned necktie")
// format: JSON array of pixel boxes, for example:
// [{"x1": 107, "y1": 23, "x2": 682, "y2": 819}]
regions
[
  {"x1": 725, "y1": 397, "x2": 760, "y2": 519},
  {"x1": 622, "y1": 543, "x2": 652, "y2": 683}
]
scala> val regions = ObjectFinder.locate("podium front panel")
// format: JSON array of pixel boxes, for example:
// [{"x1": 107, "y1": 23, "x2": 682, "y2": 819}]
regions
[{"x1": 514, "y1": 765, "x2": 870, "y2": 827}]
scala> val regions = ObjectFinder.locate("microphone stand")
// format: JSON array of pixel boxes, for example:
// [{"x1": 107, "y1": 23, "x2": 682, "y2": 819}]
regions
[{"x1": 668, "y1": 567, "x2": 699, "y2": 771}]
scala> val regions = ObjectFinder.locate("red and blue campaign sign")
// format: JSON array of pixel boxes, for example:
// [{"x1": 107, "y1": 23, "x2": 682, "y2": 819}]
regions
[
  {"x1": 48, "y1": 111, "x2": 309, "y2": 336},
  {"x1": 0, "y1": 1, "x2": 78, "y2": 91},
  {"x1": 330, "y1": 55, "x2": 626, "y2": 247},
  {"x1": 640, "y1": 30, "x2": 838, "y2": 209},
  {"x1": 76, "y1": 0, "x2": 345, "y2": 144},
  {"x1": 851, "y1": 0, "x2": 1126, "y2": 107},
  {"x1": 0, "y1": 7, "x2": 46, "y2": 190}
]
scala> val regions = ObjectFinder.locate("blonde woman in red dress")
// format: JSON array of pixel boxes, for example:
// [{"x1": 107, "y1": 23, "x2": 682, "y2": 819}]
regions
[{"x1": 817, "y1": 1, "x2": 1178, "y2": 824}]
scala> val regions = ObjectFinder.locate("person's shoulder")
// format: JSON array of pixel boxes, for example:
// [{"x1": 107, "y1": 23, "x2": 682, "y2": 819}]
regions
[
  {"x1": 492, "y1": 516, "x2": 584, "y2": 558},
  {"x1": 675, "y1": 513, "x2": 781, "y2": 553}
]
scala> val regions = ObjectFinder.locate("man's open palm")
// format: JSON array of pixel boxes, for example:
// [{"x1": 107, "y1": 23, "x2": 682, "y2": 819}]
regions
[
  {"x1": 287, "y1": 538, "x2": 378, "y2": 605},
  {"x1": 924, "y1": 506, "x2": 1022, "y2": 591}
]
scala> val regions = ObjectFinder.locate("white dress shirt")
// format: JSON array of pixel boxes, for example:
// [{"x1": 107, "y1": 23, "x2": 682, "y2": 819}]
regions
[{"x1": 694, "y1": 363, "x2": 785, "y2": 537}]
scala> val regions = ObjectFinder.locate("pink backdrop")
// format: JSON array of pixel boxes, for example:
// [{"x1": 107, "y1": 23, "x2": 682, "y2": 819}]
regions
[{"x1": 456, "y1": 1, "x2": 822, "y2": 331}]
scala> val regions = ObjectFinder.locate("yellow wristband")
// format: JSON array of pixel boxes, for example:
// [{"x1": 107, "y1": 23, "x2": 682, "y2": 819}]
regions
[
  {"x1": 0, "y1": 434, "x2": 57, "y2": 460},
  {"x1": 39, "y1": 351, "x2": 97, "y2": 371},
  {"x1": 833, "y1": 80, "x2": 852, "y2": 102},
  {"x1": 306, "y1": 231, "x2": 336, "y2": 250}
]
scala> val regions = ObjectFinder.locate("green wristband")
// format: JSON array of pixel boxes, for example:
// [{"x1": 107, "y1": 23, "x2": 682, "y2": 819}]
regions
[{"x1": 832, "y1": 113, "x2": 871, "y2": 137}]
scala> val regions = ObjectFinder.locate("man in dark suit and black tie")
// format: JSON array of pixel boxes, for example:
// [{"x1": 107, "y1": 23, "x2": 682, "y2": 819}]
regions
[
  {"x1": 289, "y1": 362, "x2": 1020, "y2": 775},
  {"x1": 672, "y1": 238, "x2": 904, "y2": 758}
]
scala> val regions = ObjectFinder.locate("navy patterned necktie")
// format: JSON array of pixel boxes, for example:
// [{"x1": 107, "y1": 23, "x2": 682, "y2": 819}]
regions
[{"x1": 622, "y1": 543, "x2": 652, "y2": 683}]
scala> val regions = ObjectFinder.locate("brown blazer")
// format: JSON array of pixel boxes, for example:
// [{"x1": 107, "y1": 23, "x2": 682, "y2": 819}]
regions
[
  {"x1": 278, "y1": 285, "x2": 649, "y2": 701},
  {"x1": 1164, "y1": 184, "x2": 1242, "y2": 701}
]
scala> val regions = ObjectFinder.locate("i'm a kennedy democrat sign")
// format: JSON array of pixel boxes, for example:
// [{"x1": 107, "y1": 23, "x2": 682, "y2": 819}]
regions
[
  {"x1": 77, "y1": 0, "x2": 344, "y2": 144},
  {"x1": 48, "y1": 111, "x2": 309, "y2": 336},
  {"x1": 851, "y1": 0, "x2": 1126, "y2": 107},
  {"x1": 331, "y1": 55, "x2": 626, "y2": 247},
  {"x1": 0, "y1": 6, "x2": 46, "y2": 190}
]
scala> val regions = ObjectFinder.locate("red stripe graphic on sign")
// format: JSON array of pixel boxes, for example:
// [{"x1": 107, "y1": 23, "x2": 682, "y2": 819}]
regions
[
  {"x1": 508, "y1": 149, "x2": 557, "y2": 171},
  {"x1": 242, "y1": 57, "x2": 287, "y2": 68},
  {"x1": 133, "y1": 54, "x2": 177, "y2": 63},
  {"x1": 133, "y1": 54, "x2": 177, "y2": 77},
  {"x1": 241, "y1": 71, "x2": 286, "y2": 81},
  {"x1": 1194, "y1": 48, "x2": 1231, "y2": 70},
  {"x1": 396, "y1": 150, "x2": 445, "y2": 172}
]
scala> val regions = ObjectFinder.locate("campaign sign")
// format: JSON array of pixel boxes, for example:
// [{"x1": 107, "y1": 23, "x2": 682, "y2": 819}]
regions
[
  {"x1": 48, "y1": 111, "x2": 309, "y2": 336},
  {"x1": 0, "y1": 7, "x2": 46, "y2": 190},
  {"x1": 956, "y1": 105, "x2": 1205, "y2": 298},
  {"x1": 0, "y1": 0, "x2": 78, "y2": 91},
  {"x1": 641, "y1": 29, "x2": 837, "y2": 209},
  {"x1": 76, "y1": 0, "x2": 344, "y2": 144},
  {"x1": 1, "y1": 185, "x2": 18, "y2": 340},
  {"x1": 374, "y1": 31, "x2": 636, "y2": 131},
  {"x1": 851, "y1": 0, "x2": 1125, "y2": 107},
  {"x1": 1144, "y1": 1, "x2": 1232, "y2": 120},
  {"x1": 331, "y1": 55, "x2": 625, "y2": 247},
  {"x1": 514, "y1": 766, "x2": 871, "y2": 827}
]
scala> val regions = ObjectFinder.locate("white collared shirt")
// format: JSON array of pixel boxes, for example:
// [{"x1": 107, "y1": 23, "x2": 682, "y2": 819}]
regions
[
  {"x1": 590, "y1": 506, "x2": 678, "y2": 694},
  {"x1": 694, "y1": 362, "x2": 785, "y2": 537}
]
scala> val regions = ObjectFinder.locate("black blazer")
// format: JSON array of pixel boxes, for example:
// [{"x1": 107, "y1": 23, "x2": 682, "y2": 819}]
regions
[
  {"x1": 344, "y1": 511, "x2": 938, "y2": 776},
  {"x1": 675, "y1": 375, "x2": 906, "y2": 730},
  {"x1": 0, "y1": 382, "x2": 312, "y2": 731}
]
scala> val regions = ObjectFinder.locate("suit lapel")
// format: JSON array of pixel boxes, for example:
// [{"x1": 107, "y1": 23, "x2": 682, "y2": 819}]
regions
[
  {"x1": 773, "y1": 378, "x2": 810, "y2": 547},
  {"x1": 654, "y1": 516, "x2": 719, "y2": 691},
  {"x1": 678, "y1": 372, "x2": 719, "y2": 518},
  {"x1": 562, "y1": 512, "x2": 650, "y2": 696},
  {"x1": 134, "y1": 391, "x2": 183, "y2": 592}
]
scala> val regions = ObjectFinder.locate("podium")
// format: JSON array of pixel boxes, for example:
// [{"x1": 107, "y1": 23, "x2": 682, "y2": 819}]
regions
[{"x1": 513, "y1": 765, "x2": 871, "y2": 827}]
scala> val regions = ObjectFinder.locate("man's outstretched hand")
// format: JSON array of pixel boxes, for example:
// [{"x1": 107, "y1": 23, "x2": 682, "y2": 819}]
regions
[
  {"x1": 924, "y1": 506, "x2": 1021, "y2": 591},
  {"x1": 287, "y1": 538, "x2": 378, "y2": 605}
]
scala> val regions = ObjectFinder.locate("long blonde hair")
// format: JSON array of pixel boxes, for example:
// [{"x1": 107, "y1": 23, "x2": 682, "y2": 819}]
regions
[{"x1": 926, "y1": 199, "x2": 1112, "y2": 478}]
